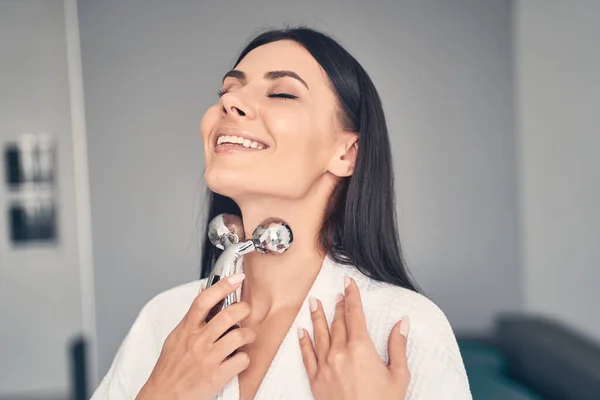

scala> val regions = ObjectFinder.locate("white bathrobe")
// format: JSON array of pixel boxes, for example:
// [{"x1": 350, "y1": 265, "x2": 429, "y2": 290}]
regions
[{"x1": 91, "y1": 255, "x2": 472, "y2": 399}]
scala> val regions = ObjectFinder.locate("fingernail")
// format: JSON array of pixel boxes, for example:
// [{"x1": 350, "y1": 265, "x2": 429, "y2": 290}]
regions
[
  {"x1": 399, "y1": 316, "x2": 410, "y2": 338},
  {"x1": 335, "y1": 292, "x2": 344, "y2": 304},
  {"x1": 297, "y1": 327, "x2": 305, "y2": 340},
  {"x1": 227, "y1": 273, "x2": 245, "y2": 286},
  {"x1": 309, "y1": 295, "x2": 318, "y2": 312},
  {"x1": 344, "y1": 275, "x2": 351, "y2": 289}
]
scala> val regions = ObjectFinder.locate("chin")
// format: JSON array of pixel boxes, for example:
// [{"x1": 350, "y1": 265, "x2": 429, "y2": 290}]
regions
[{"x1": 205, "y1": 165, "x2": 307, "y2": 201}]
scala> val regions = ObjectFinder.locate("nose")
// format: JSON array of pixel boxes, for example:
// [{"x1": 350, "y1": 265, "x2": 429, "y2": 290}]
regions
[{"x1": 220, "y1": 93, "x2": 255, "y2": 120}]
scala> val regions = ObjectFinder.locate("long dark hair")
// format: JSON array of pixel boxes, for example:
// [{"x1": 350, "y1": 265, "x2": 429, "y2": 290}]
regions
[{"x1": 200, "y1": 26, "x2": 418, "y2": 292}]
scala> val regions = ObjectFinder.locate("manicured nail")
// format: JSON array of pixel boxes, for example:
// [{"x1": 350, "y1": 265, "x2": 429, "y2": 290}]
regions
[
  {"x1": 335, "y1": 292, "x2": 344, "y2": 304},
  {"x1": 399, "y1": 316, "x2": 410, "y2": 338},
  {"x1": 344, "y1": 275, "x2": 351, "y2": 289},
  {"x1": 309, "y1": 295, "x2": 318, "y2": 312},
  {"x1": 297, "y1": 327, "x2": 305, "y2": 340},
  {"x1": 227, "y1": 273, "x2": 245, "y2": 286}
]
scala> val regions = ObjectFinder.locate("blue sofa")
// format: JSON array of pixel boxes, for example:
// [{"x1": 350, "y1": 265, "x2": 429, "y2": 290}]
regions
[
  {"x1": 459, "y1": 339, "x2": 541, "y2": 399},
  {"x1": 458, "y1": 315, "x2": 600, "y2": 400}
]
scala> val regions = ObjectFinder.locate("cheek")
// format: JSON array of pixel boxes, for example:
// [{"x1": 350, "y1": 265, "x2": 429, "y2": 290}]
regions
[
  {"x1": 267, "y1": 106, "x2": 326, "y2": 155},
  {"x1": 200, "y1": 105, "x2": 219, "y2": 142},
  {"x1": 266, "y1": 110, "x2": 332, "y2": 187},
  {"x1": 200, "y1": 105, "x2": 220, "y2": 155}
]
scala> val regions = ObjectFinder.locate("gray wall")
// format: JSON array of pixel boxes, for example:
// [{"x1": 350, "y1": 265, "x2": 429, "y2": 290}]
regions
[
  {"x1": 0, "y1": 0, "x2": 83, "y2": 397},
  {"x1": 515, "y1": 0, "x2": 600, "y2": 341},
  {"x1": 78, "y1": 0, "x2": 521, "y2": 378}
]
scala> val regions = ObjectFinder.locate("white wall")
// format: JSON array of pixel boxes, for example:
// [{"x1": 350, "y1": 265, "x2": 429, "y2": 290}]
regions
[
  {"x1": 0, "y1": 0, "x2": 86, "y2": 397},
  {"x1": 78, "y1": 0, "x2": 521, "y2": 378},
  {"x1": 515, "y1": 0, "x2": 600, "y2": 341}
]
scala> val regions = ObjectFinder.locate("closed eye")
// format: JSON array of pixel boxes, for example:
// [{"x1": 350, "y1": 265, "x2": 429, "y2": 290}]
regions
[
  {"x1": 267, "y1": 93, "x2": 298, "y2": 100},
  {"x1": 217, "y1": 89, "x2": 297, "y2": 100}
]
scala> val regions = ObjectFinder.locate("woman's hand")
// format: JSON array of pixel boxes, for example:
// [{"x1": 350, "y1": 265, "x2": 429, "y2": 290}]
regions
[
  {"x1": 298, "y1": 276, "x2": 411, "y2": 400},
  {"x1": 136, "y1": 274, "x2": 255, "y2": 400}
]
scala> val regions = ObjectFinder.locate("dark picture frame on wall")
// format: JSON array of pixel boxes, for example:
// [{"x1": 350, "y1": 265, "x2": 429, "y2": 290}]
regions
[{"x1": 3, "y1": 133, "x2": 58, "y2": 245}]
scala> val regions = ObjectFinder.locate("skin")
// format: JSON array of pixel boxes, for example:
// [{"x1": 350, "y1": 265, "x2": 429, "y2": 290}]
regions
[
  {"x1": 138, "y1": 39, "x2": 410, "y2": 400},
  {"x1": 201, "y1": 39, "x2": 361, "y2": 398},
  {"x1": 299, "y1": 277, "x2": 410, "y2": 400},
  {"x1": 201, "y1": 40, "x2": 361, "y2": 398}
]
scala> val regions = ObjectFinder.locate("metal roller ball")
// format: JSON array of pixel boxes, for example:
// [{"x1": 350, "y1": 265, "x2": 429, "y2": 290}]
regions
[
  {"x1": 208, "y1": 214, "x2": 245, "y2": 250},
  {"x1": 252, "y1": 218, "x2": 293, "y2": 254}
]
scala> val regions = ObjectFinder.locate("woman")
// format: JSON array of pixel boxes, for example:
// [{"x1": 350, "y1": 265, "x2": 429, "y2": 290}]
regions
[{"x1": 92, "y1": 27, "x2": 471, "y2": 400}]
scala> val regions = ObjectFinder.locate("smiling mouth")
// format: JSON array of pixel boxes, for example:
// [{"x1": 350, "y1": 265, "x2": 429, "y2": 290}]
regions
[{"x1": 214, "y1": 134, "x2": 268, "y2": 150}]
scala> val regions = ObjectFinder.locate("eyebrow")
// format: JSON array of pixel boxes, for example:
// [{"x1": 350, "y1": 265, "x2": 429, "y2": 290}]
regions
[{"x1": 221, "y1": 69, "x2": 309, "y2": 90}]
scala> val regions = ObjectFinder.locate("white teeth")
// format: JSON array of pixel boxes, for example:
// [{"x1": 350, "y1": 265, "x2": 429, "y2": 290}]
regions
[{"x1": 216, "y1": 134, "x2": 266, "y2": 149}]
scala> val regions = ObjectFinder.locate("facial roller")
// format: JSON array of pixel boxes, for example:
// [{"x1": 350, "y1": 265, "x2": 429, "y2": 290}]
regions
[{"x1": 204, "y1": 214, "x2": 293, "y2": 326}]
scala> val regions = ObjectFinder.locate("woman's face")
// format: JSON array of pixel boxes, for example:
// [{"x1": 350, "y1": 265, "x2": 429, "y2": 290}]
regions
[{"x1": 201, "y1": 40, "x2": 356, "y2": 202}]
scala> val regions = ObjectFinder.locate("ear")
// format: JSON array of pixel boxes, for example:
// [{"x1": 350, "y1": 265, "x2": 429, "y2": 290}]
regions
[{"x1": 327, "y1": 133, "x2": 359, "y2": 178}]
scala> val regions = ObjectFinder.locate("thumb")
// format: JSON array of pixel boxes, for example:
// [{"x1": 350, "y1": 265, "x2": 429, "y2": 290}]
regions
[{"x1": 387, "y1": 315, "x2": 410, "y2": 374}]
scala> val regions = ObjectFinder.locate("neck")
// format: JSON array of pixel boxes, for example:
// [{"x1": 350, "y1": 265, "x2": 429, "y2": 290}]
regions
[{"x1": 232, "y1": 178, "x2": 334, "y2": 320}]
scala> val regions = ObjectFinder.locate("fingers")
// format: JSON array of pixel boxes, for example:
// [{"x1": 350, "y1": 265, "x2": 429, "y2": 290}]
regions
[
  {"x1": 298, "y1": 328, "x2": 317, "y2": 379},
  {"x1": 184, "y1": 273, "x2": 246, "y2": 328},
  {"x1": 218, "y1": 351, "x2": 251, "y2": 386},
  {"x1": 330, "y1": 293, "x2": 347, "y2": 348},
  {"x1": 343, "y1": 276, "x2": 368, "y2": 340},
  {"x1": 309, "y1": 296, "x2": 331, "y2": 363},
  {"x1": 387, "y1": 316, "x2": 410, "y2": 376},
  {"x1": 204, "y1": 301, "x2": 251, "y2": 343},
  {"x1": 211, "y1": 327, "x2": 257, "y2": 361}
]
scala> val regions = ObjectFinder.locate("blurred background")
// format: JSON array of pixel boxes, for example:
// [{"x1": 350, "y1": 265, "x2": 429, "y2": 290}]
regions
[{"x1": 0, "y1": 0, "x2": 598, "y2": 399}]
